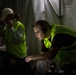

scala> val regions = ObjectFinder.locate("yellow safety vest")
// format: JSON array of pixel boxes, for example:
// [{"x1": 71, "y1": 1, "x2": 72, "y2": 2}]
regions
[{"x1": 44, "y1": 24, "x2": 76, "y2": 63}]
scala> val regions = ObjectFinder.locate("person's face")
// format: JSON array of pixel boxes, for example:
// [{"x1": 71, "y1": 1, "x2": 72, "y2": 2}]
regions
[{"x1": 34, "y1": 25, "x2": 44, "y2": 41}]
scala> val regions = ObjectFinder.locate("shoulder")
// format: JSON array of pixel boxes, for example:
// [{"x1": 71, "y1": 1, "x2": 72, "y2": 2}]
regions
[{"x1": 15, "y1": 21, "x2": 24, "y2": 27}]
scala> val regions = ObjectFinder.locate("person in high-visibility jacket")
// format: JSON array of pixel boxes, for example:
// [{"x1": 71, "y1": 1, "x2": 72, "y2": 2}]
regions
[
  {"x1": 1, "y1": 8, "x2": 27, "y2": 58},
  {"x1": 25, "y1": 20, "x2": 76, "y2": 74},
  {"x1": 0, "y1": 8, "x2": 36, "y2": 75}
]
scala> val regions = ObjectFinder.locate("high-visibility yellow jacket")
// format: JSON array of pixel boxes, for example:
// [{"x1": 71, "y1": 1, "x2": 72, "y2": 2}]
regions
[
  {"x1": 4, "y1": 21, "x2": 27, "y2": 58},
  {"x1": 44, "y1": 24, "x2": 76, "y2": 63}
]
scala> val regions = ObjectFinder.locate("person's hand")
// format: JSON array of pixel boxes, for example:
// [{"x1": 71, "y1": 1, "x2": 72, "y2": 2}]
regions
[
  {"x1": 25, "y1": 56, "x2": 33, "y2": 62},
  {"x1": 6, "y1": 20, "x2": 13, "y2": 28},
  {"x1": 4, "y1": 14, "x2": 14, "y2": 28},
  {"x1": 0, "y1": 20, "x2": 6, "y2": 26}
]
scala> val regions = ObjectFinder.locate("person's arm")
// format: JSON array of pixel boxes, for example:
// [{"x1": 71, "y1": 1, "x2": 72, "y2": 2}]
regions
[
  {"x1": 25, "y1": 33, "x2": 74, "y2": 62},
  {"x1": 25, "y1": 48, "x2": 59, "y2": 62},
  {"x1": 7, "y1": 21, "x2": 25, "y2": 44}
]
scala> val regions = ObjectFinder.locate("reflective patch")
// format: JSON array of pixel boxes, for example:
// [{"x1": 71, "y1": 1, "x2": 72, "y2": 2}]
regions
[{"x1": 44, "y1": 38, "x2": 51, "y2": 48}]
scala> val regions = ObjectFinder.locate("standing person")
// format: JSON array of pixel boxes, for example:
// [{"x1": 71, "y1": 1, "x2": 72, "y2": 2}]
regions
[
  {"x1": 25, "y1": 20, "x2": 76, "y2": 75},
  {"x1": 0, "y1": 7, "x2": 35, "y2": 75}
]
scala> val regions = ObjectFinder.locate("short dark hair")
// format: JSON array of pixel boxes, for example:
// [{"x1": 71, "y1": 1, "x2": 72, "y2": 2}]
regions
[{"x1": 33, "y1": 20, "x2": 51, "y2": 33}]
